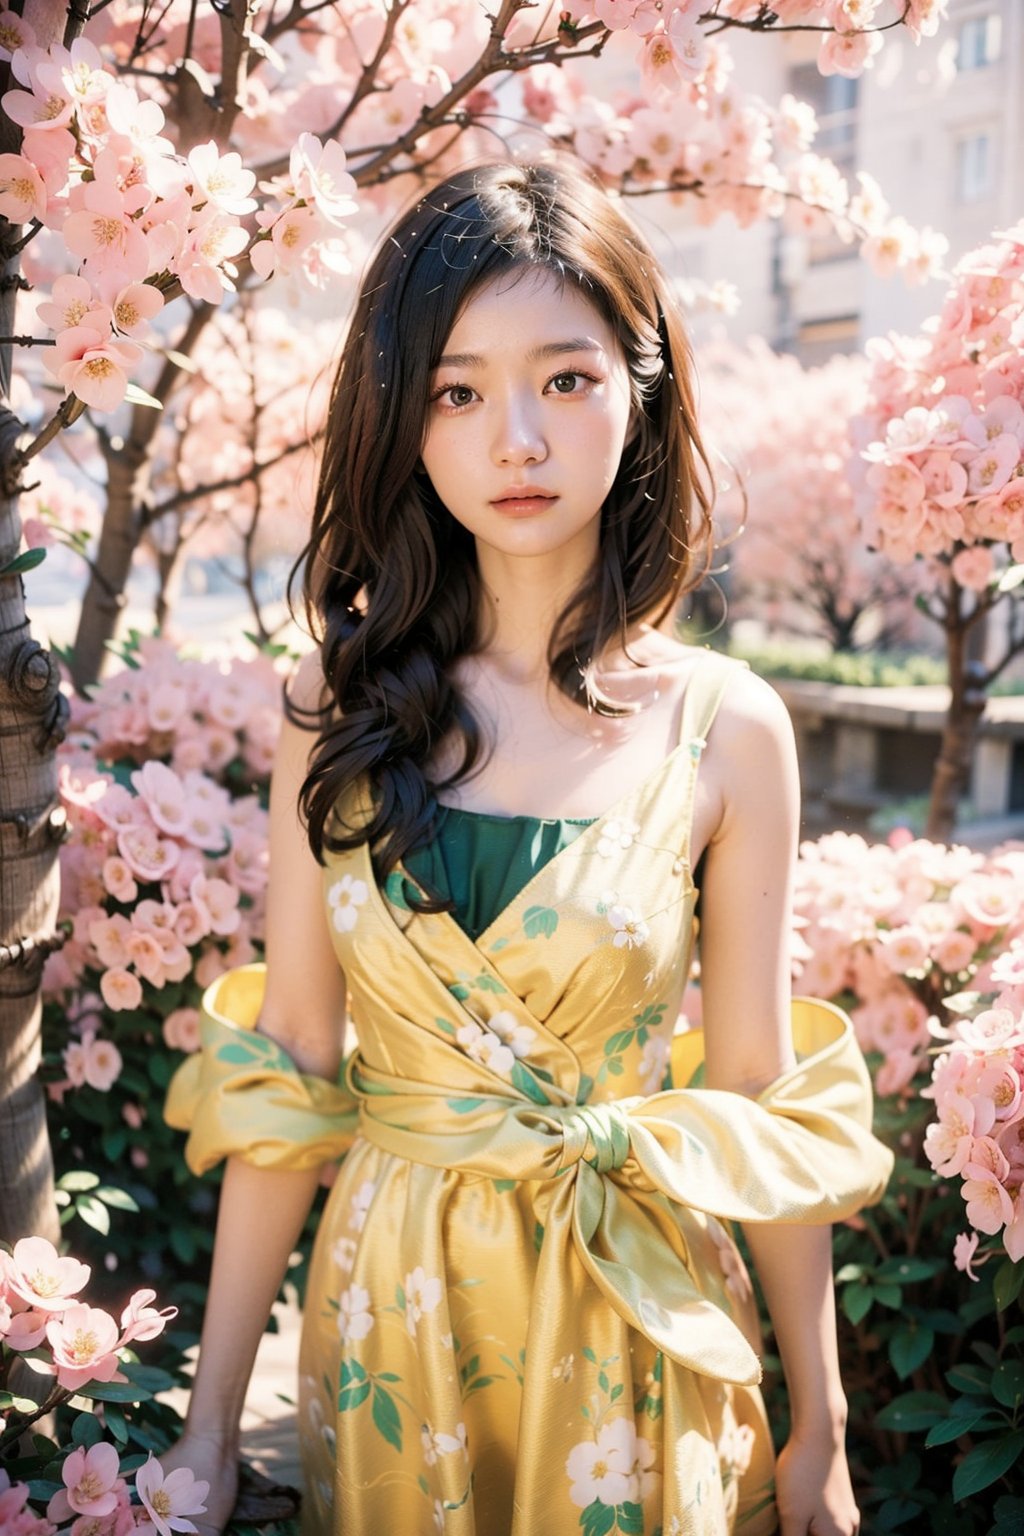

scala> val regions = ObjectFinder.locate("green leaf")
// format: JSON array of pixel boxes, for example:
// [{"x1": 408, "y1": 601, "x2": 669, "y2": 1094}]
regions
[
  {"x1": 338, "y1": 1381, "x2": 370, "y2": 1412},
  {"x1": 169, "y1": 1225, "x2": 197, "y2": 1263},
  {"x1": 434, "y1": 1017, "x2": 457, "y2": 1036},
  {"x1": 873, "y1": 1283, "x2": 903, "y2": 1310},
  {"x1": 215, "y1": 1041, "x2": 273, "y2": 1066},
  {"x1": 72, "y1": 1412, "x2": 103, "y2": 1448},
  {"x1": 952, "y1": 1431, "x2": 1024, "y2": 1501},
  {"x1": 616, "y1": 1501, "x2": 645, "y2": 1535},
  {"x1": 582, "y1": 1346, "x2": 597, "y2": 1364},
  {"x1": 371, "y1": 1384, "x2": 402, "y2": 1452},
  {"x1": 522, "y1": 905, "x2": 559, "y2": 939},
  {"x1": 104, "y1": 1403, "x2": 129, "y2": 1444},
  {"x1": 58, "y1": 1170, "x2": 100, "y2": 1192},
  {"x1": 993, "y1": 1260, "x2": 1024, "y2": 1313},
  {"x1": 946, "y1": 1363, "x2": 992, "y2": 1396},
  {"x1": 605, "y1": 1056, "x2": 624, "y2": 1077},
  {"x1": 1, "y1": 547, "x2": 47, "y2": 576},
  {"x1": 75, "y1": 1381, "x2": 151, "y2": 1404},
  {"x1": 992, "y1": 1361, "x2": 1024, "y2": 1411},
  {"x1": 924, "y1": 1410, "x2": 992, "y2": 1447},
  {"x1": 446, "y1": 1097, "x2": 486, "y2": 1114},
  {"x1": 580, "y1": 1500, "x2": 616, "y2": 1536},
  {"x1": 511, "y1": 1059, "x2": 550, "y2": 1105},
  {"x1": 876, "y1": 1256, "x2": 943, "y2": 1284},
  {"x1": 76, "y1": 1195, "x2": 110, "y2": 1235},
  {"x1": 604, "y1": 1029, "x2": 636, "y2": 1057},
  {"x1": 598, "y1": 1370, "x2": 609, "y2": 1393},
  {"x1": 121, "y1": 1363, "x2": 175, "y2": 1393},
  {"x1": 841, "y1": 1284, "x2": 875, "y2": 1326},
  {"x1": 124, "y1": 382, "x2": 163, "y2": 410},
  {"x1": 349, "y1": 1357, "x2": 367, "y2": 1381},
  {"x1": 889, "y1": 1326, "x2": 935, "y2": 1381},
  {"x1": 875, "y1": 1391, "x2": 949, "y2": 1433},
  {"x1": 835, "y1": 1263, "x2": 872, "y2": 1284},
  {"x1": 493, "y1": 1179, "x2": 516, "y2": 1192},
  {"x1": 95, "y1": 1185, "x2": 139, "y2": 1211}
]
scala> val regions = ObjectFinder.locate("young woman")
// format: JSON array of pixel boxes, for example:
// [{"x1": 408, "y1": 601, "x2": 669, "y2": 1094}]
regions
[{"x1": 165, "y1": 159, "x2": 893, "y2": 1536}]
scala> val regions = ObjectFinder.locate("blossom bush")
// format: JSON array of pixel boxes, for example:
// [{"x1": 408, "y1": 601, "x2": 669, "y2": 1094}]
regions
[
  {"x1": 787, "y1": 830, "x2": 1024, "y2": 1526},
  {"x1": 39, "y1": 639, "x2": 283, "y2": 1326},
  {"x1": 0, "y1": 1236, "x2": 211, "y2": 1536},
  {"x1": 851, "y1": 220, "x2": 1024, "y2": 837}
]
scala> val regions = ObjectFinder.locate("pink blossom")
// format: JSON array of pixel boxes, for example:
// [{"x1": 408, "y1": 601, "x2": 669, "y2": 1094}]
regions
[
  {"x1": 117, "y1": 824, "x2": 180, "y2": 882},
  {"x1": 0, "y1": 10, "x2": 36, "y2": 60},
  {"x1": 0, "y1": 152, "x2": 47, "y2": 221},
  {"x1": 119, "y1": 1288, "x2": 177, "y2": 1345},
  {"x1": 639, "y1": 10, "x2": 706, "y2": 91},
  {"x1": 965, "y1": 434, "x2": 1020, "y2": 497},
  {"x1": 90, "y1": 914, "x2": 132, "y2": 968},
  {"x1": 250, "y1": 204, "x2": 320, "y2": 281},
  {"x1": 190, "y1": 875, "x2": 240, "y2": 936},
  {"x1": 162, "y1": 1007, "x2": 202, "y2": 1053},
  {"x1": 131, "y1": 761, "x2": 189, "y2": 837},
  {"x1": 962, "y1": 1171, "x2": 1014, "y2": 1234},
  {"x1": 47, "y1": 1444, "x2": 122, "y2": 1521},
  {"x1": 46, "y1": 1303, "x2": 122, "y2": 1390},
  {"x1": 134, "y1": 1457, "x2": 209, "y2": 1536},
  {"x1": 80, "y1": 1032, "x2": 124, "y2": 1090},
  {"x1": 187, "y1": 142, "x2": 257, "y2": 216},
  {"x1": 104, "y1": 280, "x2": 165, "y2": 338},
  {"x1": 45, "y1": 324, "x2": 142, "y2": 412},
  {"x1": 952, "y1": 1230, "x2": 981, "y2": 1281},
  {"x1": 956, "y1": 1008, "x2": 1024, "y2": 1052},
  {"x1": 1005, "y1": 1193, "x2": 1024, "y2": 1263},
  {"x1": 8, "y1": 1236, "x2": 90, "y2": 1311},
  {"x1": 172, "y1": 209, "x2": 248, "y2": 303},
  {"x1": 62, "y1": 183, "x2": 150, "y2": 279},
  {"x1": 99, "y1": 967, "x2": 143, "y2": 1013},
  {"x1": 287, "y1": 134, "x2": 358, "y2": 227},
  {"x1": 951, "y1": 545, "x2": 995, "y2": 592},
  {"x1": 102, "y1": 856, "x2": 138, "y2": 903}
]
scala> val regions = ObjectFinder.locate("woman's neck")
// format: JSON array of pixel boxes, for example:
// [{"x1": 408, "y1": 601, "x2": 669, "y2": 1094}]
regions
[{"x1": 473, "y1": 540, "x2": 596, "y2": 684}]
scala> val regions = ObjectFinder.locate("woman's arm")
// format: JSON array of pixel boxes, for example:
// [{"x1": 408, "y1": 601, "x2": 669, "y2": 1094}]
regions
[
  {"x1": 164, "y1": 651, "x2": 347, "y2": 1527},
  {"x1": 698, "y1": 672, "x2": 859, "y2": 1536}
]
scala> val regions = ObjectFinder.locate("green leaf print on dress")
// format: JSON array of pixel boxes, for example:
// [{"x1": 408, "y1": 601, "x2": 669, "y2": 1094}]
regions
[
  {"x1": 567, "y1": 1351, "x2": 661, "y2": 1534},
  {"x1": 596, "y1": 1003, "x2": 668, "y2": 1084}
]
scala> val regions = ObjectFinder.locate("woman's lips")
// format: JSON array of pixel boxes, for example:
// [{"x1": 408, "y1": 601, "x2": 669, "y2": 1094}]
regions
[{"x1": 490, "y1": 493, "x2": 558, "y2": 518}]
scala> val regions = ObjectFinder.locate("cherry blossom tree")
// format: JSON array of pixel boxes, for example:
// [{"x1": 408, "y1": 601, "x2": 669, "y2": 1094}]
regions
[
  {"x1": 0, "y1": 0, "x2": 949, "y2": 1243},
  {"x1": 701, "y1": 339, "x2": 922, "y2": 651},
  {"x1": 852, "y1": 225, "x2": 1024, "y2": 839}
]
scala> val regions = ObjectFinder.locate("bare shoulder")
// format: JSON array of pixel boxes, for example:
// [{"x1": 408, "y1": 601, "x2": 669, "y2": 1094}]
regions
[
  {"x1": 286, "y1": 646, "x2": 330, "y2": 717},
  {"x1": 701, "y1": 663, "x2": 799, "y2": 837},
  {"x1": 712, "y1": 663, "x2": 795, "y2": 751}
]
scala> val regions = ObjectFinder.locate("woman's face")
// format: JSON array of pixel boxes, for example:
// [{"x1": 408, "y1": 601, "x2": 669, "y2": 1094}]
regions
[{"x1": 420, "y1": 268, "x2": 634, "y2": 567}]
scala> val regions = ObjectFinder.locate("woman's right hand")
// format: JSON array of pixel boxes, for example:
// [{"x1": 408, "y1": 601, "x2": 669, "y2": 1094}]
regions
[{"x1": 157, "y1": 1431, "x2": 240, "y2": 1536}]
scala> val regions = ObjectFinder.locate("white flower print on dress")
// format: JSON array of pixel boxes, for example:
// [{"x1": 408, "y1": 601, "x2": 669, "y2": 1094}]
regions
[
  {"x1": 552, "y1": 1353, "x2": 574, "y2": 1382},
  {"x1": 607, "y1": 903, "x2": 650, "y2": 949},
  {"x1": 433, "y1": 1498, "x2": 444, "y2": 1532},
  {"x1": 404, "y1": 1265, "x2": 443, "y2": 1337},
  {"x1": 327, "y1": 873, "x2": 368, "y2": 933},
  {"x1": 331, "y1": 1236, "x2": 356, "y2": 1274},
  {"x1": 639, "y1": 1033, "x2": 671, "y2": 1094},
  {"x1": 597, "y1": 818, "x2": 640, "y2": 858},
  {"x1": 456, "y1": 1019, "x2": 515, "y2": 1078},
  {"x1": 422, "y1": 1421, "x2": 468, "y2": 1464},
  {"x1": 566, "y1": 1417, "x2": 634, "y2": 1507},
  {"x1": 348, "y1": 1179, "x2": 376, "y2": 1232},
  {"x1": 337, "y1": 1284, "x2": 373, "y2": 1341},
  {"x1": 487, "y1": 1010, "x2": 537, "y2": 1059}
]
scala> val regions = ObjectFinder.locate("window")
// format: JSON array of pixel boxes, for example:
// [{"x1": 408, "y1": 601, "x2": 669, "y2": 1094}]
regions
[
  {"x1": 795, "y1": 316, "x2": 859, "y2": 367},
  {"x1": 957, "y1": 12, "x2": 1002, "y2": 70},
  {"x1": 955, "y1": 132, "x2": 994, "y2": 203},
  {"x1": 787, "y1": 66, "x2": 859, "y2": 265}
]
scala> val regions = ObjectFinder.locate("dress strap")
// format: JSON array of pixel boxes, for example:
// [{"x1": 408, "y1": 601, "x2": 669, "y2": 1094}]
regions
[
  {"x1": 676, "y1": 650, "x2": 748, "y2": 752},
  {"x1": 674, "y1": 652, "x2": 748, "y2": 863}
]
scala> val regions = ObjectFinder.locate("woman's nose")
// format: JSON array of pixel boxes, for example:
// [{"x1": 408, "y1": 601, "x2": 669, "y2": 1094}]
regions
[{"x1": 492, "y1": 395, "x2": 547, "y2": 466}]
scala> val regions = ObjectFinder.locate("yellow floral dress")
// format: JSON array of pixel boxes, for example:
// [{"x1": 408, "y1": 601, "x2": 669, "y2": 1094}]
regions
[{"x1": 166, "y1": 654, "x2": 893, "y2": 1536}]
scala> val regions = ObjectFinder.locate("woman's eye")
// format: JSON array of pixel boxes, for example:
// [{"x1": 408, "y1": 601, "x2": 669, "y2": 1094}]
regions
[
  {"x1": 550, "y1": 372, "x2": 580, "y2": 394},
  {"x1": 448, "y1": 385, "x2": 475, "y2": 407}
]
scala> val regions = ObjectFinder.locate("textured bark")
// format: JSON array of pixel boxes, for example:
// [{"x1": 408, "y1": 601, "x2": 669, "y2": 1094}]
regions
[
  {"x1": 0, "y1": 414, "x2": 67, "y2": 1247},
  {"x1": 0, "y1": 0, "x2": 76, "y2": 1246}
]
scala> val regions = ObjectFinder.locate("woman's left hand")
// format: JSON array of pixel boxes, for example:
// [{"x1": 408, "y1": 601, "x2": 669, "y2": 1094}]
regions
[{"x1": 774, "y1": 1427, "x2": 860, "y2": 1536}]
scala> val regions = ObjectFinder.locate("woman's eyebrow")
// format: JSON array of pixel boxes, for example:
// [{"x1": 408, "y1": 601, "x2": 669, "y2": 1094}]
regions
[{"x1": 434, "y1": 338, "x2": 603, "y2": 369}]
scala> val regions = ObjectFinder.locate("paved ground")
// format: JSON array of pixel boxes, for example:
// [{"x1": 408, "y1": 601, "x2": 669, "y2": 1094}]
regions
[{"x1": 165, "y1": 1299, "x2": 305, "y2": 1494}]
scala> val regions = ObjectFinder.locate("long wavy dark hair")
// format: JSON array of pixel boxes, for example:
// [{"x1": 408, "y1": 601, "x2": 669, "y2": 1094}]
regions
[{"x1": 289, "y1": 158, "x2": 715, "y2": 891}]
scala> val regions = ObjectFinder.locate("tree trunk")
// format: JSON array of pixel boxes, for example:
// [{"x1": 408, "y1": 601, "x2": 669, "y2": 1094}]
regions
[
  {"x1": 925, "y1": 582, "x2": 986, "y2": 842},
  {"x1": 0, "y1": 0, "x2": 84, "y2": 1247},
  {"x1": 69, "y1": 303, "x2": 214, "y2": 690},
  {"x1": 0, "y1": 425, "x2": 67, "y2": 1248}
]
